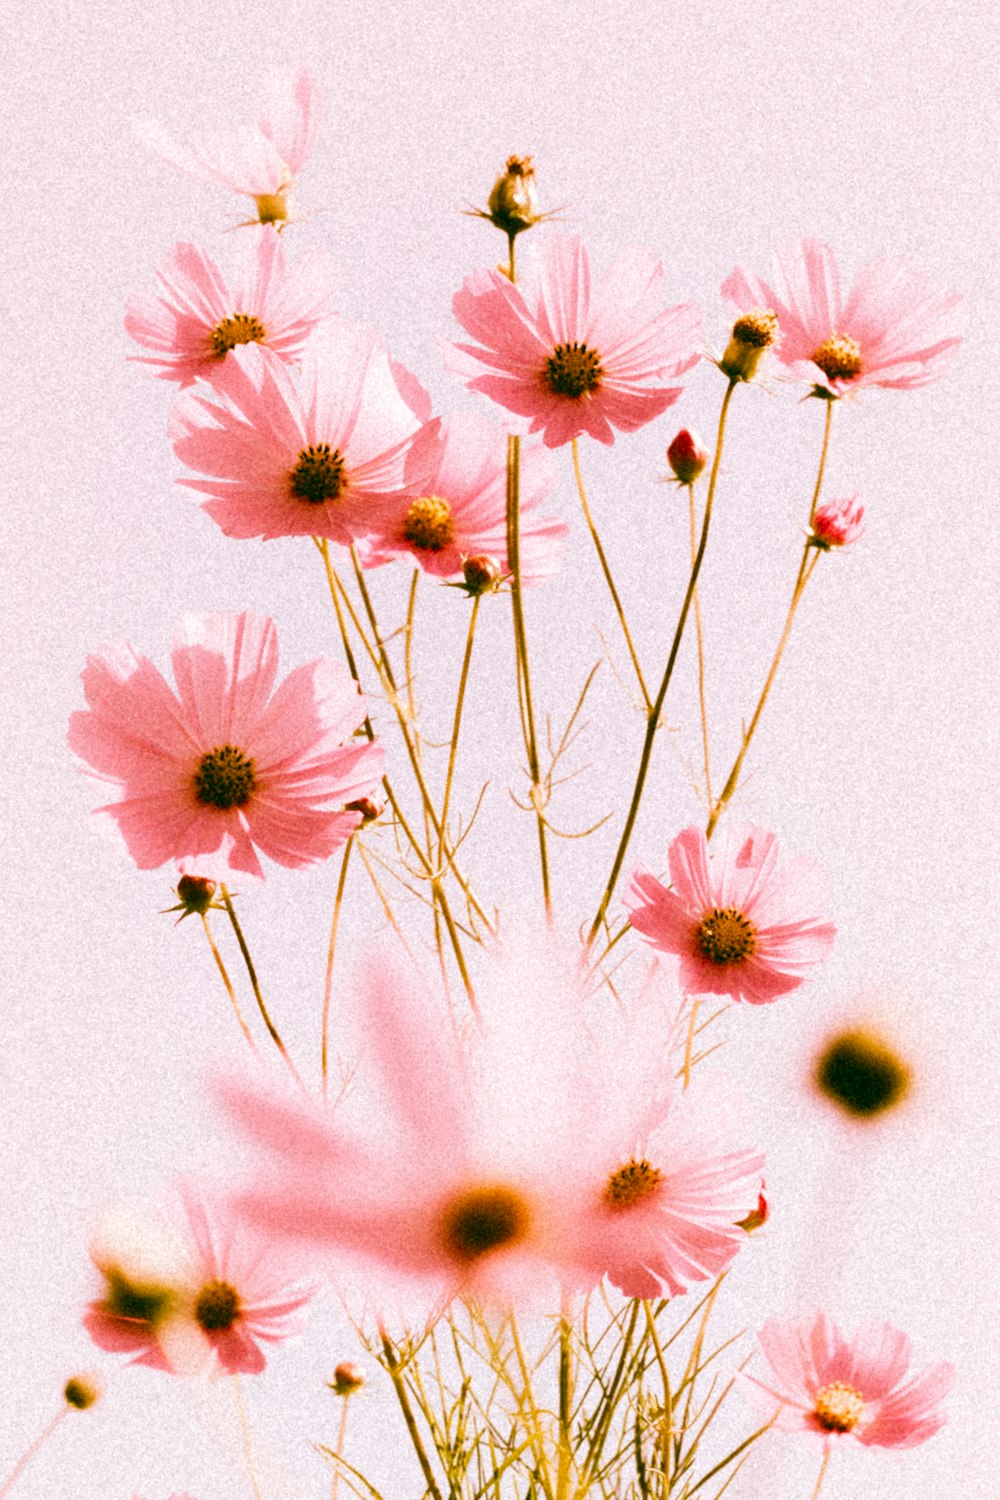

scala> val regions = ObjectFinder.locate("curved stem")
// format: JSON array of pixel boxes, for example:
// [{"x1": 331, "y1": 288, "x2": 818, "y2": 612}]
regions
[
  {"x1": 571, "y1": 439, "x2": 651, "y2": 711},
  {"x1": 404, "y1": 566, "x2": 420, "y2": 741},
  {"x1": 587, "y1": 379, "x2": 738, "y2": 944},
  {"x1": 439, "y1": 595, "x2": 481, "y2": 863},
  {"x1": 321, "y1": 837, "x2": 354, "y2": 1099},
  {"x1": 0, "y1": 1409, "x2": 67, "y2": 1499},
  {"x1": 199, "y1": 912, "x2": 259, "y2": 1056},
  {"x1": 810, "y1": 1448, "x2": 832, "y2": 1500},
  {"x1": 219, "y1": 885, "x2": 305, "y2": 1092},
  {"x1": 688, "y1": 481, "x2": 713, "y2": 807}
]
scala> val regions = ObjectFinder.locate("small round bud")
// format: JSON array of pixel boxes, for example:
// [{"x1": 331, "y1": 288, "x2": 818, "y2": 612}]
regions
[
  {"x1": 719, "y1": 308, "x2": 779, "y2": 382},
  {"x1": 173, "y1": 874, "x2": 217, "y2": 915},
  {"x1": 462, "y1": 554, "x2": 504, "y2": 596},
  {"x1": 737, "y1": 1183, "x2": 768, "y2": 1233},
  {"x1": 486, "y1": 156, "x2": 540, "y2": 238},
  {"x1": 330, "y1": 1361, "x2": 365, "y2": 1396},
  {"x1": 64, "y1": 1373, "x2": 103, "y2": 1410},
  {"x1": 666, "y1": 429, "x2": 710, "y2": 485},
  {"x1": 809, "y1": 494, "x2": 865, "y2": 550},
  {"x1": 346, "y1": 797, "x2": 383, "y2": 827}
]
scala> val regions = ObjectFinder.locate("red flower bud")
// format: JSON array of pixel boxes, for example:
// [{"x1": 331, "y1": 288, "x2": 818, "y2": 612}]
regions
[
  {"x1": 462, "y1": 554, "x2": 505, "y2": 596},
  {"x1": 737, "y1": 1182, "x2": 768, "y2": 1233},
  {"x1": 667, "y1": 429, "x2": 710, "y2": 485},
  {"x1": 810, "y1": 494, "x2": 865, "y2": 550},
  {"x1": 330, "y1": 1361, "x2": 365, "y2": 1395},
  {"x1": 346, "y1": 797, "x2": 383, "y2": 827}
]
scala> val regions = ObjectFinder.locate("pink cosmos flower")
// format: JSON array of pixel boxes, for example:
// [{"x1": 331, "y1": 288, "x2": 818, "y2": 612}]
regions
[
  {"x1": 810, "y1": 494, "x2": 865, "y2": 549},
  {"x1": 125, "y1": 226, "x2": 338, "y2": 388},
  {"x1": 447, "y1": 234, "x2": 702, "y2": 448},
  {"x1": 135, "y1": 67, "x2": 321, "y2": 224},
  {"x1": 68, "y1": 610, "x2": 383, "y2": 880},
  {"x1": 742, "y1": 1311, "x2": 954, "y2": 1448},
  {"x1": 86, "y1": 1182, "x2": 315, "y2": 1377},
  {"x1": 722, "y1": 238, "x2": 966, "y2": 396},
  {"x1": 626, "y1": 824, "x2": 836, "y2": 1004},
  {"x1": 169, "y1": 328, "x2": 439, "y2": 545},
  {"x1": 357, "y1": 409, "x2": 566, "y2": 583}
]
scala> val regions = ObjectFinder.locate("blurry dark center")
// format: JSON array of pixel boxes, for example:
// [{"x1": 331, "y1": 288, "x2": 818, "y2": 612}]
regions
[
  {"x1": 811, "y1": 333, "x2": 862, "y2": 381},
  {"x1": 210, "y1": 313, "x2": 267, "y2": 357},
  {"x1": 696, "y1": 907, "x2": 757, "y2": 965},
  {"x1": 102, "y1": 1269, "x2": 174, "y2": 1325},
  {"x1": 195, "y1": 1278, "x2": 242, "y2": 1333},
  {"x1": 814, "y1": 1029, "x2": 911, "y2": 1118},
  {"x1": 604, "y1": 1157, "x2": 663, "y2": 1211},
  {"x1": 404, "y1": 495, "x2": 454, "y2": 551},
  {"x1": 545, "y1": 341, "x2": 603, "y2": 398},
  {"x1": 194, "y1": 744, "x2": 256, "y2": 809},
  {"x1": 440, "y1": 1184, "x2": 531, "y2": 1263},
  {"x1": 732, "y1": 309, "x2": 779, "y2": 348},
  {"x1": 290, "y1": 443, "x2": 346, "y2": 504},
  {"x1": 814, "y1": 1381, "x2": 864, "y2": 1432}
]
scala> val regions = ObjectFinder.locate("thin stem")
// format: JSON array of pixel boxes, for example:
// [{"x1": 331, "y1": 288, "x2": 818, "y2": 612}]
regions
[
  {"x1": 556, "y1": 1292, "x2": 575, "y2": 1500},
  {"x1": 687, "y1": 481, "x2": 713, "y2": 807},
  {"x1": 588, "y1": 379, "x2": 738, "y2": 944},
  {"x1": 404, "y1": 566, "x2": 421, "y2": 741},
  {"x1": 810, "y1": 1448, "x2": 832, "y2": 1500},
  {"x1": 381, "y1": 1335, "x2": 445, "y2": 1500},
  {"x1": 439, "y1": 595, "x2": 481, "y2": 860},
  {"x1": 509, "y1": 1312, "x2": 556, "y2": 1500},
  {"x1": 321, "y1": 838, "x2": 354, "y2": 1099},
  {"x1": 232, "y1": 1375, "x2": 264, "y2": 1500},
  {"x1": 809, "y1": 399, "x2": 835, "y2": 524},
  {"x1": 571, "y1": 438, "x2": 651, "y2": 711},
  {"x1": 219, "y1": 885, "x2": 305, "y2": 1092},
  {"x1": 682, "y1": 997, "x2": 700, "y2": 1089},
  {"x1": 330, "y1": 1394, "x2": 351, "y2": 1500},
  {"x1": 643, "y1": 1301, "x2": 673, "y2": 1496},
  {"x1": 199, "y1": 912, "x2": 259, "y2": 1056},
  {"x1": 0, "y1": 1409, "x2": 67, "y2": 1499}
]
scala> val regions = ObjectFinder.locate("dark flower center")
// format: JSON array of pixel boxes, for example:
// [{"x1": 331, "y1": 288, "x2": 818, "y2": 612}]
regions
[
  {"x1": 404, "y1": 495, "x2": 454, "y2": 551},
  {"x1": 696, "y1": 907, "x2": 757, "y2": 965},
  {"x1": 290, "y1": 443, "x2": 346, "y2": 505},
  {"x1": 814, "y1": 1381, "x2": 864, "y2": 1432},
  {"x1": 731, "y1": 309, "x2": 779, "y2": 348},
  {"x1": 545, "y1": 341, "x2": 603, "y2": 398},
  {"x1": 194, "y1": 1279, "x2": 242, "y2": 1333},
  {"x1": 102, "y1": 1269, "x2": 174, "y2": 1325},
  {"x1": 194, "y1": 745, "x2": 256, "y2": 809},
  {"x1": 439, "y1": 1184, "x2": 531, "y2": 1263},
  {"x1": 811, "y1": 333, "x2": 862, "y2": 381},
  {"x1": 604, "y1": 1157, "x2": 663, "y2": 1211},
  {"x1": 814, "y1": 1029, "x2": 911, "y2": 1118},
  {"x1": 210, "y1": 313, "x2": 267, "y2": 357}
]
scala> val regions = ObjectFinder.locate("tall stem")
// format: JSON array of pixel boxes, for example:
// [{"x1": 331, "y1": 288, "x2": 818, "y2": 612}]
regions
[
  {"x1": 330, "y1": 1394, "x2": 352, "y2": 1500},
  {"x1": 219, "y1": 885, "x2": 305, "y2": 1091},
  {"x1": 556, "y1": 1294, "x2": 576, "y2": 1500},
  {"x1": 321, "y1": 837, "x2": 353, "y2": 1099},
  {"x1": 199, "y1": 911, "x2": 258, "y2": 1056},
  {"x1": 0, "y1": 1410, "x2": 67, "y2": 1499},
  {"x1": 439, "y1": 595, "x2": 481, "y2": 863},
  {"x1": 587, "y1": 379, "x2": 737, "y2": 943},
  {"x1": 232, "y1": 1375, "x2": 264, "y2": 1500},
  {"x1": 810, "y1": 1448, "x2": 832, "y2": 1500},
  {"x1": 688, "y1": 481, "x2": 713, "y2": 807},
  {"x1": 381, "y1": 1336, "x2": 445, "y2": 1500}
]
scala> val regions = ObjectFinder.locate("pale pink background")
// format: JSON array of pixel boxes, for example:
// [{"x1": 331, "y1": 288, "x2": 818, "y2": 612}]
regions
[{"x1": 2, "y1": 1, "x2": 997, "y2": 1496}]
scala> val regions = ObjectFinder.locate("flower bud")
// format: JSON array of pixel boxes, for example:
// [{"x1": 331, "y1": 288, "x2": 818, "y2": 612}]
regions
[
  {"x1": 809, "y1": 494, "x2": 865, "y2": 550},
  {"x1": 813, "y1": 1028, "x2": 911, "y2": 1120},
  {"x1": 666, "y1": 429, "x2": 709, "y2": 485},
  {"x1": 737, "y1": 1183, "x2": 768, "y2": 1233},
  {"x1": 168, "y1": 874, "x2": 218, "y2": 918},
  {"x1": 719, "y1": 308, "x2": 779, "y2": 382},
  {"x1": 330, "y1": 1361, "x2": 365, "y2": 1396},
  {"x1": 486, "y1": 156, "x2": 540, "y2": 238},
  {"x1": 462, "y1": 554, "x2": 505, "y2": 596},
  {"x1": 64, "y1": 1373, "x2": 103, "y2": 1410},
  {"x1": 346, "y1": 797, "x2": 383, "y2": 826}
]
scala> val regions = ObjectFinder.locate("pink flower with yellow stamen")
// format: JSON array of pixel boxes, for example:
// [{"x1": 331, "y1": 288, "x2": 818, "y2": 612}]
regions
[
  {"x1": 722, "y1": 238, "x2": 965, "y2": 397},
  {"x1": 125, "y1": 226, "x2": 338, "y2": 387},
  {"x1": 447, "y1": 234, "x2": 701, "y2": 448},
  {"x1": 69, "y1": 610, "x2": 383, "y2": 880},
  {"x1": 626, "y1": 824, "x2": 835, "y2": 1004}
]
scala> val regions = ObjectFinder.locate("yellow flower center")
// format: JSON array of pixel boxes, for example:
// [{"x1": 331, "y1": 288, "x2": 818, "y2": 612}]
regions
[
  {"x1": 604, "y1": 1157, "x2": 663, "y2": 1211},
  {"x1": 439, "y1": 1184, "x2": 531, "y2": 1263},
  {"x1": 404, "y1": 495, "x2": 454, "y2": 552},
  {"x1": 210, "y1": 312, "x2": 267, "y2": 357},
  {"x1": 696, "y1": 907, "x2": 757, "y2": 965},
  {"x1": 731, "y1": 309, "x2": 779, "y2": 348},
  {"x1": 545, "y1": 341, "x2": 603, "y2": 398},
  {"x1": 814, "y1": 1381, "x2": 865, "y2": 1433},
  {"x1": 811, "y1": 333, "x2": 862, "y2": 382},
  {"x1": 290, "y1": 443, "x2": 346, "y2": 505},
  {"x1": 255, "y1": 192, "x2": 289, "y2": 225},
  {"x1": 194, "y1": 745, "x2": 256, "y2": 809},
  {"x1": 194, "y1": 1279, "x2": 242, "y2": 1333}
]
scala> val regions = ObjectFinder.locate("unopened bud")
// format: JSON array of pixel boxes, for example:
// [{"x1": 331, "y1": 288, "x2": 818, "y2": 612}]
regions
[
  {"x1": 720, "y1": 308, "x2": 779, "y2": 382},
  {"x1": 64, "y1": 1373, "x2": 103, "y2": 1410},
  {"x1": 486, "y1": 156, "x2": 540, "y2": 238},
  {"x1": 809, "y1": 494, "x2": 865, "y2": 550},
  {"x1": 330, "y1": 1361, "x2": 365, "y2": 1396},
  {"x1": 667, "y1": 429, "x2": 710, "y2": 485},
  {"x1": 462, "y1": 554, "x2": 504, "y2": 596},
  {"x1": 737, "y1": 1183, "x2": 768, "y2": 1234},
  {"x1": 813, "y1": 1028, "x2": 911, "y2": 1120},
  {"x1": 346, "y1": 797, "x2": 383, "y2": 827},
  {"x1": 162, "y1": 874, "x2": 218, "y2": 921}
]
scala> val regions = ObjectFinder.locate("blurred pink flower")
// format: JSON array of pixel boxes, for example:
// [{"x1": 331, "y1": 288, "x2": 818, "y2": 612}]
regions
[
  {"x1": 69, "y1": 610, "x2": 382, "y2": 880},
  {"x1": 135, "y1": 67, "x2": 321, "y2": 223},
  {"x1": 722, "y1": 239, "x2": 965, "y2": 396},
  {"x1": 810, "y1": 493, "x2": 865, "y2": 549},
  {"x1": 169, "y1": 328, "x2": 438, "y2": 544},
  {"x1": 86, "y1": 1182, "x2": 315, "y2": 1377},
  {"x1": 447, "y1": 234, "x2": 701, "y2": 447},
  {"x1": 357, "y1": 409, "x2": 566, "y2": 582},
  {"x1": 626, "y1": 824, "x2": 835, "y2": 1004},
  {"x1": 742, "y1": 1311, "x2": 954, "y2": 1448},
  {"x1": 125, "y1": 226, "x2": 338, "y2": 387}
]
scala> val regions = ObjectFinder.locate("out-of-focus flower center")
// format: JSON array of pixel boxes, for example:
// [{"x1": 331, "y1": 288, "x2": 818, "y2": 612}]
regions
[
  {"x1": 404, "y1": 495, "x2": 455, "y2": 551},
  {"x1": 439, "y1": 1184, "x2": 531, "y2": 1263},
  {"x1": 814, "y1": 1029, "x2": 911, "y2": 1118},
  {"x1": 545, "y1": 342, "x2": 603, "y2": 398},
  {"x1": 814, "y1": 1380, "x2": 865, "y2": 1432},
  {"x1": 731, "y1": 310, "x2": 779, "y2": 348},
  {"x1": 210, "y1": 313, "x2": 268, "y2": 357},
  {"x1": 290, "y1": 443, "x2": 346, "y2": 505},
  {"x1": 696, "y1": 907, "x2": 757, "y2": 965},
  {"x1": 194, "y1": 1278, "x2": 242, "y2": 1332},
  {"x1": 811, "y1": 333, "x2": 862, "y2": 382},
  {"x1": 255, "y1": 192, "x2": 289, "y2": 225},
  {"x1": 194, "y1": 745, "x2": 256, "y2": 809},
  {"x1": 101, "y1": 1268, "x2": 175, "y2": 1326},
  {"x1": 604, "y1": 1157, "x2": 663, "y2": 1211}
]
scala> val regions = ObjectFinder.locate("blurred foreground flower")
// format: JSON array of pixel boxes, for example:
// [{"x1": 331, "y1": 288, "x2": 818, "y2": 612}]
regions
[
  {"x1": 813, "y1": 1026, "x2": 912, "y2": 1121},
  {"x1": 69, "y1": 610, "x2": 383, "y2": 879}
]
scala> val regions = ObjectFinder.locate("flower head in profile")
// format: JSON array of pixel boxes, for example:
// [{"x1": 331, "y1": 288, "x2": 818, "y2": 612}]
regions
[
  {"x1": 626, "y1": 824, "x2": 836, "y2": 1004},
  {"x1": 810, "y1": 494, "x2": 865, "y2": 550},
  {"x1": 447, "y1": 234, "x2": 701, "y2": 448},
  {"x1": 126, "y1": 226, "x2": 338, "y2": 387},
  {"x1": 69, "y1": 610, "x2": 383, "y2": 880},
  {"x1": 742, "y1": 1311, "x2": 954, "y2": 1448},
  {"x1": 85, "y1": 1182, "x2": 315, "y2": 1376},
  {"x1": 722, "y1": 239, "x2": 965, "y2": 396},
  {"x1": 357, "y1": 409, "x2": 566, "y2": 583},
  {"x1": 169, "y1": 327, "x2": 438, "y2": 545},
  {"x1": 135, "y1": 66, "x2": 321, "y2": 225}
]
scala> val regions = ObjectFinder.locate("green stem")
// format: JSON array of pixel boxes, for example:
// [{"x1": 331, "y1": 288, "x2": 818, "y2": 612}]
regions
[
  {"x1": 219, "y1": 885, "x2": 305, "y2": 1092},
  {"x1": 199, "y1": 911, "x2": 259, "y2": 1056},
  {"x1": 688, "y1": 481, "x2": 713, "y2": 808},
  {"x1": 381, "y1": 1336, "x2": 445, "y2": 1500},
  {"x1": 809, "y1": 399, "x2": 835, "y2": 524},
  {"x1": 321, "y1": 837, "x2": 353, "y2": 1099},
  {"x1": 556, "y1": 1293, "x2": 575, "y2": 1500},
  {"x1": 439, "y1": 595, "x2": 481, "y2": 863}
]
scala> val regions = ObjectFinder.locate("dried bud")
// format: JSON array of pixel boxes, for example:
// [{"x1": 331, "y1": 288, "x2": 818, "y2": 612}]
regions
[
  {"x1": 163, "y1": 874, "x2": 218, "y2": 921},
  {"x1": 813, "y1": 1028, "x2": 911, "y2": 1120},
  {"x1": 486, "y1": 156, "x2": 540, "y2": 238},
  {"x1": 810, "y1": 494, "x2": 865, "y2": 550},
  {"x1": 737, "y1": 1183, "x2": 768, "y2": 1234},
  {"x1": 63, "y1": 1373, "x2": 103, "y2": 1410},
  {"x1": 330, "y1": 1361, "x2": 365, "y2": 1396},
  {"x1": 719, "y1": 308, "x2": 779, "y2": 382},
  {"x1": 346, "y1": 797, "x2": 383, "y2": 827},
  {"x1": 666, "y1": 429, "x2": 710, "y2": 485},
  {"x1": 461, "y1": 554, "x2": 505, "y2": 596}
]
